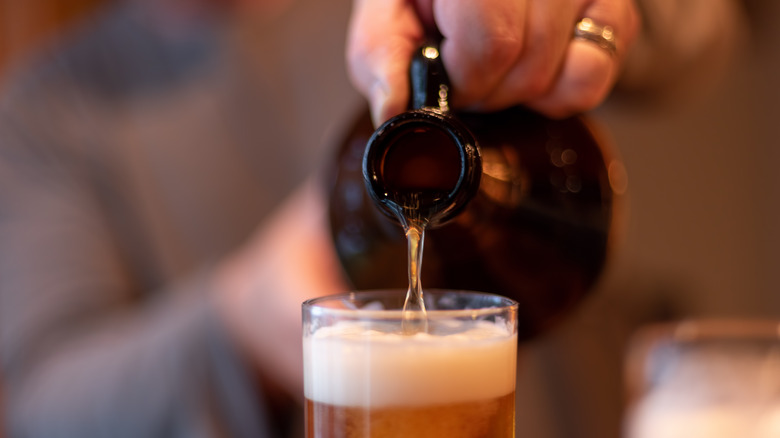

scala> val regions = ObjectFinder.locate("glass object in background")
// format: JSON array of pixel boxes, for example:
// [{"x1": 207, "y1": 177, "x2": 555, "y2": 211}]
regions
[
  {"x1": 302, "y1": 290, "x2": 518, "y2": 438},
  {"x1": 624, "y1": 319, "x2": 780, "y2": 438}
]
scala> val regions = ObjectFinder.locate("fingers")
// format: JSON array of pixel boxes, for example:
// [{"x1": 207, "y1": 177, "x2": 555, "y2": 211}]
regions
[
  {"x1": 346, "y1": 0, "x2": 424, "y2": 126},
  {"x1": 525, "y1": 42, "x2": 616, "y2": 117},
  {"x1": 526, "y1": 0, "x2": 640, "y2": 117},
  {"x1": 431, "y1": 0, "x2": 638, "y2": 117},
  {"x1": 467, "y1": 0, "x2": 578, "y2": 110},
  {"x1": 347, "y1": 0, "x2": 641, "y2": 124},
  {"x1": 454, "y1": 0, "x2": 639, "y2": 117},
  {"x1": 435, "y1": 0, "x2": 527, "y2": 107}
]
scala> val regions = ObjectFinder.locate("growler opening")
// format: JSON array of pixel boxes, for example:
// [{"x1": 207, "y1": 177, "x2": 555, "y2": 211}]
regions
[{"x1": 364, "y1": 116, "x2": 477, "y2": 227}]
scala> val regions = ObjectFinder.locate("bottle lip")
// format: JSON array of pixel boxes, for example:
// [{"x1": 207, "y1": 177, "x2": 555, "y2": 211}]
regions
[{"x1": 362, "y1": 109, "x2": 482, "y2": 227}]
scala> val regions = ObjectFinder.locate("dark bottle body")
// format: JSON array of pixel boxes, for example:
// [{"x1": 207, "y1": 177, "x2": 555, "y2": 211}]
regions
[{"x1": 327, "y1": 105, "x2": 623, "y2": 340}]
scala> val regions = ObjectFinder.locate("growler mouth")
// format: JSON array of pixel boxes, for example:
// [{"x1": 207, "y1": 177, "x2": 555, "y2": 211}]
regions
[{"x1": 362, "y1": 110, "x2": 481, "y2": 228}]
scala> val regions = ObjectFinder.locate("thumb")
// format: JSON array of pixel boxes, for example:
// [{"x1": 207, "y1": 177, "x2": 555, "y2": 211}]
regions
[{"x1": 346, "y1": 0, "x2": 424, "y2": 126}]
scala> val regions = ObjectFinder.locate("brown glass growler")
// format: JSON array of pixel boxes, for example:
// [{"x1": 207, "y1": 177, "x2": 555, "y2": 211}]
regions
[{"x1": 327, "y1": 42, "x2": 624, "y2": 341}]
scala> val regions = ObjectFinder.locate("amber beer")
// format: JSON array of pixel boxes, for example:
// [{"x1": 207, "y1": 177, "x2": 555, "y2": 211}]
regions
[{"x1": 302, "y1": 290, "x2": 518, "y2": 438}]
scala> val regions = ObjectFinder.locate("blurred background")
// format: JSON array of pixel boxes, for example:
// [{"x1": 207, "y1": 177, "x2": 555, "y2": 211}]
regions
[
  {"x1": 1, "y1": 0, "x2": 779, "y2": 437},
  {"x1": 1, "y1": 0, "x2": 106, "y2": 82},
  {"x1": 1, "y1": 0, "x2": 107, "y2": 433},
  {"x1": 513, "y1": 1, "x2": 780, "y2": 436}
]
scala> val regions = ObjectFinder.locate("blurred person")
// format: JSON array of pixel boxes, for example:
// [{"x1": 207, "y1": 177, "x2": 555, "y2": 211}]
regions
[
  {"x1": 0, "y1": 0, "x2": 744, "y2": 438},
  {"x1": 0, "y1": 0, "x2": 356, "y2": 436}
]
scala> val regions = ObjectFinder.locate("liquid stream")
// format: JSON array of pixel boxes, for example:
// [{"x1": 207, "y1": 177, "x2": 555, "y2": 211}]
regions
[
  {"x1": 402, "y1": 221, "x2": 428, "y2": 334},
  {"x1": 390, "y1": 190, "x2": 438, "y2": 334}
]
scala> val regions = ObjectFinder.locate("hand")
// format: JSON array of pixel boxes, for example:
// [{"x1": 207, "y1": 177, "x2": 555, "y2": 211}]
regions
[{"x1": 346, "y1": 0, "x2": 640, "y2": 126}]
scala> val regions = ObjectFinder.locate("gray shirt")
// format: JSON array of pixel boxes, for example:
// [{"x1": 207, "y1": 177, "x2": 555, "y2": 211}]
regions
[{"x1": 0, "y1": 0, "x2": 357, "y2": 436}]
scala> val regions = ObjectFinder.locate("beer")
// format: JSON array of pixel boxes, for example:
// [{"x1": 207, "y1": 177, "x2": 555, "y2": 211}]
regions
[
  {"x1": 305, "y1": 394, "x2": 515, "y2": 438},
  {"x1": 303, "y1": 316, "x2": 517, "y2": 438}
]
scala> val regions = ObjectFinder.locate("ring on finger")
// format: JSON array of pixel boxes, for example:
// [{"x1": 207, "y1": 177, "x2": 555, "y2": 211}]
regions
[{"x1": 573, "y1": 18, "x2": 616, "y2": 57}]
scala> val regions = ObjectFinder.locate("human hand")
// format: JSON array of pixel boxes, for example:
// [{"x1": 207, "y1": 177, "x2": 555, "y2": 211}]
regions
[{"x1": 346, "y1": 0, "x2": 640, "y2": 126}]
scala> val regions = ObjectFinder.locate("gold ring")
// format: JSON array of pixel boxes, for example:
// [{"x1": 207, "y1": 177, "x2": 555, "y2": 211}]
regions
[{"x1": 573, "y1": 18, "x2": 616, "y2": 56}]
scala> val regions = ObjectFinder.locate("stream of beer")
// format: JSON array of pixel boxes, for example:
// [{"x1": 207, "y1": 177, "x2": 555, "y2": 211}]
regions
[{"x1": 401, "y1": 219, "x2": 428, "y2": 334}]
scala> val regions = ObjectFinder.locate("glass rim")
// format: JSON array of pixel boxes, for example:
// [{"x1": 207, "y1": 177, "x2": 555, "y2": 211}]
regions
[
  {"x1": 632, "y1": 318, "x2": 780, "y2": 347},
  {"x1": 302, "y1": 289, "x2": 518, "y2": 319},
  {"x1": 625, "y1": 318, "x2": 780, "y2": 400}
]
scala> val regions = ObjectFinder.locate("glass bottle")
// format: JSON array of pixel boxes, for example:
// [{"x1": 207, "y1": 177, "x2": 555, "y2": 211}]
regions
[{"x1": 327, "y1": 42, "x2": 625, "y2": 340}]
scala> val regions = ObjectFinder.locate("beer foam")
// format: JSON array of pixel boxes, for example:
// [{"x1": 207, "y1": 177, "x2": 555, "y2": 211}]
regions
[{"x1": 303, "y1": 321, "x2": 517, "y2": 407}]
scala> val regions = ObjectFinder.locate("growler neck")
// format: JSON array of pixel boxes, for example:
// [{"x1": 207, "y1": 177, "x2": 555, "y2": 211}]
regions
[
  {"x1": 362, "y1": 110, "x2": 481, "y2": 228},
  {"x1": 409, "y1": 42, "x2": 451, "y2": 113},
  {"x1": 361, "y1": 40, "x2": 482, "y2": 228}
]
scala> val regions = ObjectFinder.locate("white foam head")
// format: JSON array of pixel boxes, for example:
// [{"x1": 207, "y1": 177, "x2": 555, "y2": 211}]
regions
[{"x1": 303, "y1": 321, "x2": 517, "y2": 407}]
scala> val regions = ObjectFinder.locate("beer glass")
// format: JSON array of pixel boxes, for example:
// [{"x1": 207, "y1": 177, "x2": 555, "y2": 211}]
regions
[
  {"x1": 624, "y1": 319, "x2": 780, "y2": 438},
  {"x1": 302, "y1": 290, "x2": 518, "y2": 438}
]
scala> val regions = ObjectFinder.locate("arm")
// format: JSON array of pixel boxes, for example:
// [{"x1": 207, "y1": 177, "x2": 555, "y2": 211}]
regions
[
  {"x1": 2, "y1": 0, "x2": 354, "y2": 434},
  {"x1": 0, "y1": 84, "x2": 269, "y2": 437}
]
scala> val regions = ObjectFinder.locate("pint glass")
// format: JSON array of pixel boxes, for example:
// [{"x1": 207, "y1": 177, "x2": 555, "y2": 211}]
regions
[{"x1": 302, "y1": 290, "x2": 518, "y2": 438}]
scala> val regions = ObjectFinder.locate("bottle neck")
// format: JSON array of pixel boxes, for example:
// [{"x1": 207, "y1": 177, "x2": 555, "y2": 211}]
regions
[
  {"x1": 362, "y1": 41, "x2": 481, "y2": 228},
  {"x1": 409, "y1": 42, "x2": 451, "y2": 113},
  {"x1": 362, "y1": 110, "x2": 480, "y2": 228}
]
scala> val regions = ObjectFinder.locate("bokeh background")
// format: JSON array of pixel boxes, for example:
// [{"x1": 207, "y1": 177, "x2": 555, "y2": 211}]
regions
[{"x1": 1, "y1": 0, "x2": 779, "y2": 437}]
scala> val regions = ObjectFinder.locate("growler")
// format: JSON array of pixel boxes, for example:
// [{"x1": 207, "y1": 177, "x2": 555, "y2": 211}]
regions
[{"x1": 327, "y1": 41, "x2": 624, "y2": 340}]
